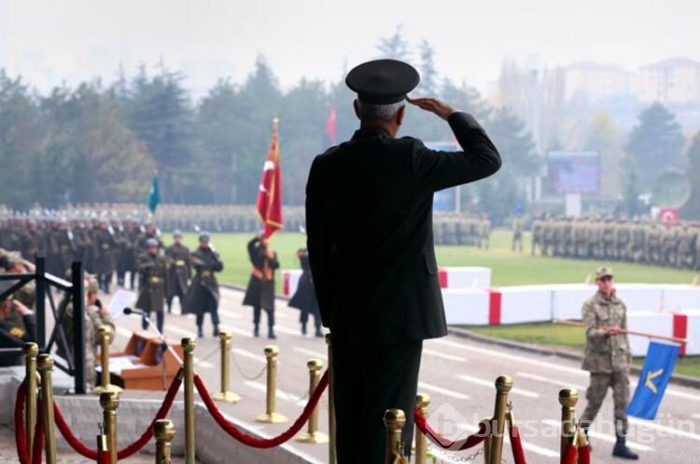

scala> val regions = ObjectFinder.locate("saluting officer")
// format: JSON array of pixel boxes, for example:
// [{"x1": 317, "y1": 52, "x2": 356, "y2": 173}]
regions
[
  {"x1": 305, "y1": 59, "x2": 500, "y2": 463},
  {"x1": 136, "y1": 238, "x2": 168, "y2": 333}
]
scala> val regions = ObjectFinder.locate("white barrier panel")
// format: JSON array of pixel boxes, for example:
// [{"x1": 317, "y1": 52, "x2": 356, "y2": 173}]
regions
[
  {"x1": 497, "y1": 286, "x2": 553, "y2": 324},
  {"x1": 442, "y1": 289, "x2": 490, "y2": 325},
  {"x1": 615, "y1": 284, "x2": 665, "y2": 313},
  {"x1": 281, "y1": 269, "x2": 302, "y2": 297},
  {"x1": 661, "y1": 285, "x2": 700, "y2": 311},
  {"x1": 627, "y1": 311, "x2": 675, "y2": 357},
  {"x1": 438, "y1": 267, "x2": 491, "y2": 289},
  {"x1": 550, "y1": 284, "x2": 597, "y2": 320}
]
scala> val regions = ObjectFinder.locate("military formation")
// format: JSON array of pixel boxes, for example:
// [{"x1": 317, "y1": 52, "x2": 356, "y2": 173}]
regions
[{"x1": 531, "y1": 217, "x2": 700, "y2": 269}]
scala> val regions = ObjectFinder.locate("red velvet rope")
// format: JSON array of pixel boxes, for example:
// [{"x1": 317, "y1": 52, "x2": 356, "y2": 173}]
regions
[
  {"x1": 508, "y1": 421, "x2": 527, "y2": 464},
  {"x1": 14, "y1": 382, "x2": 30, "y2": 464},
  {"x1": 562, "y1": 443, "x2": 578, "y2": 464},
  {"x1": 194, "y1": 370, "x2": 329, "y2": 448},
  {"x1": 53, "y1": 368, "x2": 183, "y2": 460},
  {"x1": 577, "y1": 443, "x2": 591, "y2": 464},
  {"x1": 413, "y1": 408, "x2": 489, "y2": 451},
  {"x1": 32, "y1": 401, "x2": 44, "y2": 464},
  {"x1": 97, "y1": 449, "x2": 111, "y2": 464}
]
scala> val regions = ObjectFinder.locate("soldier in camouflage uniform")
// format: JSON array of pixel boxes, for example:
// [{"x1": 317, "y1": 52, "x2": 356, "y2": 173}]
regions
[
  {"x1": 675, "y1": 223, "x2": 695, "y2": 269},
  {"x1": 512, "y1": 216, "x2": 524, "y2": 252},
  {"x1": 580, "y1": 267, "x2": 638, "y2": 460},
  {"x1": 531, "y1": 217, "x2": 543, "y2": 255},
  {"x1": 478, "y1": 214, "x2": 491, "y2": 250},
  {"x1": 57, "y1": 277, "x2": 114, "y2": 388},
  {"x1": 629, "y1": 220, "x2": 645, "y2": 264}
]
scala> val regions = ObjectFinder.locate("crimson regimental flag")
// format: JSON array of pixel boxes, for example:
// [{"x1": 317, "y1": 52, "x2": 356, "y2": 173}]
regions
[{"x1": 256, "y1": 118, "x2": 283, "y2": 239}]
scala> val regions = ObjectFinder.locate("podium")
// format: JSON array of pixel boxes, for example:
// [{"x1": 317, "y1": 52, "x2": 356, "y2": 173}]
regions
[{"x1": 108, "y1": 331, "x2": 184, "y2": 391}]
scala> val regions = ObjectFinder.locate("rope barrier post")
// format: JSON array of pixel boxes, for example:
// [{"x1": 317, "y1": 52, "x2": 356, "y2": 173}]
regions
[
  {"x1": 477, "y1": 416, "x2": 493, "y2": 464},
  {"x1": 154, "y1": 419, "x2": 176, "y2": 464},
  {"x1": 559, "y1": 389, "x2": 578, "y2": 464},
  {"x1": 23, "y1": 342, "x2": 39, "y2": 462},
  {"x1": 182, "y1": 337, "x2": 196, "y2": 464},
  {"x1": 487, "y1": 375, "x2": 512, "y2": 464},
  {"x1": 414, "y1": 393, "x2": 431, "y2": 464},
  {"x1": 212, "y1": 330, "x2": 240, "y2": 403},
  {"x1": 384, "y1": 408, "x2": 407, "y2": 464},
  {"x1": 325, "y1": 334, "x2": 337, "y2": 464},
  {"x1": 37, "y1": 354, "x2": 57, "y2": 464},
  {"x1": 93, "y1": 325, "x2": 122, "y2": 396},
  {"x1": 297, "y1": 359, "x2": 328, "y2": 444},
  {"x1": 99, "y1": 391, "x2": 119, "y2": 464},
  {"x1": 255, "y1": 345, "x2": 288, "y2": 424}
]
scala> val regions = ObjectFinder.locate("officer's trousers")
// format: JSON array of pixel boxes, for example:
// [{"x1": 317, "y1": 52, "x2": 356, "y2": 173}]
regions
[{"x1": 332, "y1": 340, "x2": 422, "y2": 463}]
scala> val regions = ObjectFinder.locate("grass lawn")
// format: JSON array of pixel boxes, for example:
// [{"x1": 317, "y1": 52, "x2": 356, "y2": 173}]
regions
[{"x1": 177, "y1": 229, "x2": 700, "y2": 378}]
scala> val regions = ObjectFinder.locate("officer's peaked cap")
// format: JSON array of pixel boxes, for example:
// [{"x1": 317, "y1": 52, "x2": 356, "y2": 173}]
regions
[{"x1": 346, "y1": 59, "x2": 420, "y2": 104}]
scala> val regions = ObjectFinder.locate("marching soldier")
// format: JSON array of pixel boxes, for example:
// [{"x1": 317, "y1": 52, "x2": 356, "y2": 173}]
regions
[
  {"x1": 580, "y1": 267, "x2": 638, "y2": 460},
  {"x1": 478, "y1": 213, "x2": 491, "y2": 249},
  {"x1": 93, "y1": 220, "x2": 116, "y2": 293},
  {"x1": 136, "y1": 238, "x2": 168, "y2": 334},
  {"x1": 243, "y1": 235, "x2": 280, "y2": 339},
  {"x1": 165, "y1": 230, "x2": 191, "y2": 314},
  {"x1": 288, "y1": 248, "x2": 322, "y2": 337},
  {"x1": 531, "y1": 217, "x2": 543, "y2": 255},
  {"x1": 184, "y1": 233, "x2": 223, "y2": 338}
]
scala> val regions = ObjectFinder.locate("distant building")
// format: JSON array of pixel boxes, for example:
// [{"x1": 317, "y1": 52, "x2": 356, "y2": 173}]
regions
[
  {"x1": 561, "y1": 62, "x2": 633, "y2": 102},
  {"x1": 637, "y1": 58, "x2": 700, "y2": 103}
]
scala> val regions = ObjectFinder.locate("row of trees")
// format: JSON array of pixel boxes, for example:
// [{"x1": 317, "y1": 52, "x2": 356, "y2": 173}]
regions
[{"x1": 1, "y1": 26, "x2": 697, "y2": 222}]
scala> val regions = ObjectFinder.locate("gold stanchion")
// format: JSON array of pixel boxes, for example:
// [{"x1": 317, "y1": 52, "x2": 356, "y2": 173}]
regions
[
  {"x1": 384, "y1": 408, "x2": 408, "y2": 464},
  {"x1": 212, "y1": 330, "x2": 240, "y2": 403},
  {"x1": 487, "y1": 376, "x2": 512, "y2": 464},
  {"x1": 100, "y1": 391, "x2": 119, "y2": 464},
  {"x1": 255, "y1": 345, "x2": 287, "y2": 423},
  {"x1": 93, "y1": 325, "x2": 122, "y2": 395},
  {"x1": 154, "y1": 419, "x2": 176, "y2": 464},
  {"x1": 559, "y1": 389, "x2": 579, "y2": 464},
  {"x1": 23, "y1": 343, "x2": 39, "y2": 463},
  {"x1": 37, "y1": 354, "x2": 57, "y2": 464},
  {"x1": 325, "y1": 334, "x2": 337, "y2": 464},
  {"x1": 480, "y1": 416, "x2": 493, "y2": 464},
  {"x1": 414, "y1": 393, "x2": 431, "y2": 464},
  {"x1": 297, "y1": 359, "x2": 328, "y2": 444},
  {"x1": 182, "y1": 337, "x2": 196, "y2": 464}
]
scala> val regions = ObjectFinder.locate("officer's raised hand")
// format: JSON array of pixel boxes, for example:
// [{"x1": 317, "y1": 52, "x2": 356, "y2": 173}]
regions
[{"x1": 406, "y1": 96, "x2": 455, "y2": 120}]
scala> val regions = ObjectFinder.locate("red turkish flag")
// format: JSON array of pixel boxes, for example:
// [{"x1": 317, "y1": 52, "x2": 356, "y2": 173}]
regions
[
  {"x1": 256, "y1": 119, "x2": 283, "y2": 239},
  {"x1": 325, "y1": 104, "x2": 337, "y2": 145}
]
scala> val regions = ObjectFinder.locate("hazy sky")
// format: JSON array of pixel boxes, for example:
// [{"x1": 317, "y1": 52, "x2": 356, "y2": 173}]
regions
[{"x1": 2, "y1": 0, "x2": 699, "y2": 98}]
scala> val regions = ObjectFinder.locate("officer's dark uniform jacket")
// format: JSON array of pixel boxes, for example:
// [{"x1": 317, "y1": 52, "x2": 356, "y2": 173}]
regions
[
  {"x1": 184, "y1": 247, "x2": 223, "y2": 313},
  {"x1": 306, "y1": 112, "x2": 501, "y2": 347},
  {"x1": 165, "y1": 243, "x2": 191, "y2": 299},
  {"x1": 136, "y1": 251, "x2": 168, "y2": 313},
  {"x1": 242, "y1": 237, "x2": 279, "y2": 310}
]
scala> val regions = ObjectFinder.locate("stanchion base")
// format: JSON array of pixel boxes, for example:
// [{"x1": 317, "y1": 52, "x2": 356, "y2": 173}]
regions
[
  {"x1": 92, "y1": 384, "x2": 123, "y2": 395},
  {"x1": 296, "y1": 431, "x2": 329, "y2": 444},
  {"x1": 255, "y1": 412, "x2": 288, "y2": 424},
  {"x1": 213, "y1": 391, "x2": 241, "y2": 403}
]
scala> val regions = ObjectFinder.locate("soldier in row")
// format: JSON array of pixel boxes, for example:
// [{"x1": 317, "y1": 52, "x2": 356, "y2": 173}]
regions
[{"x1": 531, "y1": 216, "x2": 700, "y2": 270}]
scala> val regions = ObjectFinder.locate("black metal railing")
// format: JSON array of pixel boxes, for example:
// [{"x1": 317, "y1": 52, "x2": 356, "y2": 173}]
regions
[{"x1": 0, "y1": 257, "x2": 86, "y2": 393}]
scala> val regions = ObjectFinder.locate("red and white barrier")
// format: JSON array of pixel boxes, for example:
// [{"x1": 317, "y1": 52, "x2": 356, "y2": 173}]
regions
[
  {"x1": 627, "y1": 311, "x2": 676, "y2": 356},
  {"x1": 438, "y1": 267, "x2": 491, "y2": 289},
  {"x1": 494, "y1": 286, "x2": 553, "y2": 325},
  {"x1": 442, "y1": 289, "x2": 491, "y2": 325}
]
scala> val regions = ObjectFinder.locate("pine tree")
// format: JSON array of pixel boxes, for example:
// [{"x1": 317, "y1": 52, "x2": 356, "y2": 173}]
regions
[
  {"x1": 376, "y1": 25, "x2": 411, "y2": 61},
  {"x1": 681, "y1": 132, "x2": 700, "y2": 218}
]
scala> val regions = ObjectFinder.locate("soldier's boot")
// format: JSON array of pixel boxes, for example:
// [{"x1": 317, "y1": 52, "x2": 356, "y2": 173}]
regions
[
  {"x1": 268, "y1": 323, "x2": 277, "y2": 340},
  {"x1": 612, "y1": 432, "x2": 638, "y2": 460},
  {"x1": 213, "y1": 324, "x2": 219, "y2": 337},
  {"x1": 253, "y1": 323, "x2": 260, "y2": 338},
  {"x1": 314, "y1": 327, "x2": 323, "y2": 338},
  {"x1": 197, "y1": 326, "x2": 204, "y2": 339},
  {"x1": 301, "y1": 322, "x2": 307, "y2": 335}
]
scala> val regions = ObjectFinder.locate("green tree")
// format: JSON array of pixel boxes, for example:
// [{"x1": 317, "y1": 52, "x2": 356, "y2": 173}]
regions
[
  {"x1": 681, "y1": 132, "x2": 700, "y2": 218},
  {"x1": 625, "y1": 102, "x2": 685, "y2": 189},
  {"x1": 418, "y1": 39, "x2": 438, "y2": 95},
  {"x1": 376, "y1": 25, "x2": 411, "y2": 61}
]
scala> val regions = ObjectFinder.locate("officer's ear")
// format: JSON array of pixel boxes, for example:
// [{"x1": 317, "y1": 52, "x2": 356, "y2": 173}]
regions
[
  {"x1": 396, "y1": 105, "x2": 405, "y2": 126},
  {"x1": 353, "y1": 99, "x2": 361, "y2": 120}
]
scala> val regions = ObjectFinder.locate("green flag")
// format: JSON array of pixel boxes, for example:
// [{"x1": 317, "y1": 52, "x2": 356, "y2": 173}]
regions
[{"x1": 147, "y1": 175, "x2": 160, "y2": 214}]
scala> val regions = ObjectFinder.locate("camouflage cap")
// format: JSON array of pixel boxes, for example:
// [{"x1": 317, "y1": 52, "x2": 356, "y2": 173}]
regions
[
  {"x1": 86, "y1": 276, "x2": 99, "y2": 294},
  {"x1": 147, "y1": 238, "x2": 159, "y2": 248},
  {"x1": 595, "y1": 267, "x2": 614, "y2": 280}
]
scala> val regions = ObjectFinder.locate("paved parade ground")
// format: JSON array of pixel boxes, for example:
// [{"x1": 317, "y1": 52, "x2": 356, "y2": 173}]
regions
[{"x1": 86, "y1": 286, "x2": 700, "y2": 463}]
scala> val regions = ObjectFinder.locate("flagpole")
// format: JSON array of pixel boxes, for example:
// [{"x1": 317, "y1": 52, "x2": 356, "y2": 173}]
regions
[{"x1": 554, "y1": 319, "x2": 688, "y2": 345}]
